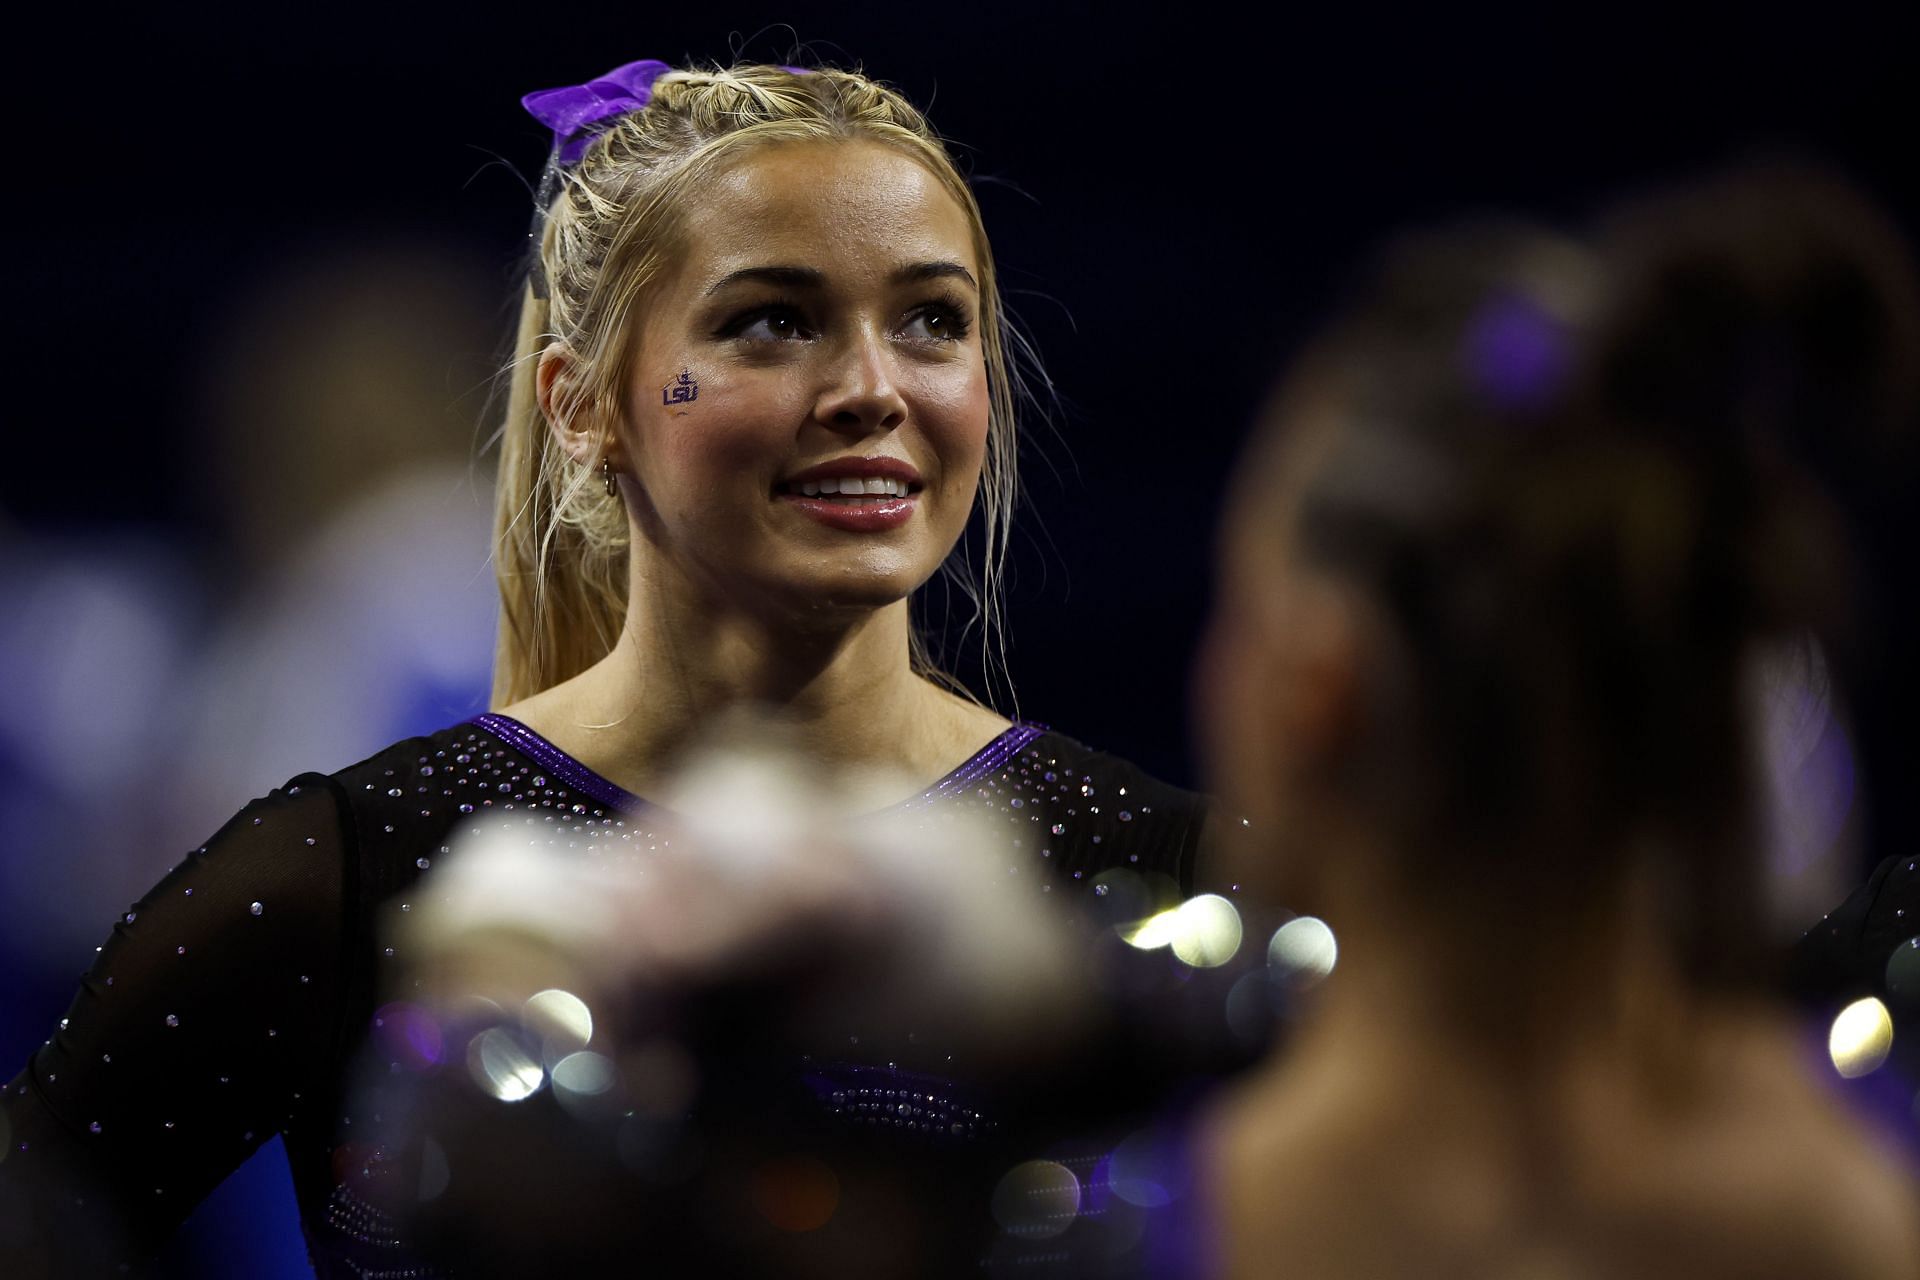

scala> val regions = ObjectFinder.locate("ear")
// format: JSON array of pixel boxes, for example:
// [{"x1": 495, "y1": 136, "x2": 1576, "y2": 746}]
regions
[
  {"x1": 536, "y1": 342, "x2": 613, "y2": 467},
  {"x1": 1194, "y1": 568, "x2": 1364, "y2": 909}
]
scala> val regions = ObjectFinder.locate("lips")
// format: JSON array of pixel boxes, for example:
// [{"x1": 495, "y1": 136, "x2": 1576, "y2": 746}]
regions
[
  {"x1": 775, "y1": 490, "x2": 918, "y2": 532},
  {"x1": 774, "y1": 456, "x2": 924, "y2": 532}
]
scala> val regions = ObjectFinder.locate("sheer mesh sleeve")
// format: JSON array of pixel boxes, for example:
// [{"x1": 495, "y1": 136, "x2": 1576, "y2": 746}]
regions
[{"x1": 0, "y1": 774, "x2": 352, "y2": 1274}]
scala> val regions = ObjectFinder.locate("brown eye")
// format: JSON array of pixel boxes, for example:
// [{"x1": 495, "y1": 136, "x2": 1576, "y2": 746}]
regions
[
  {"x1": 744, "y1": 312, "x2": 804, "y2": 341},
  {"x1": 902, "y1": 302, "x2": 972, "y2": 343},
  {"x1": 719, "y1": 303, "x2": 814, "y2": 343}
]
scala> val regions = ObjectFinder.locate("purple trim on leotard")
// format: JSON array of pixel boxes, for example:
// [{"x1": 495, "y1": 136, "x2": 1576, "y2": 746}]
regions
[
  {"x1": 470, "y1": 711, "x2": 642, "y2": 812},
  {"x1": 892, "y1": 719, "x2": 1045, "y2": 811},
  {"x1": 466, "y1": 712, "x2": 1046, "y2": 815}
]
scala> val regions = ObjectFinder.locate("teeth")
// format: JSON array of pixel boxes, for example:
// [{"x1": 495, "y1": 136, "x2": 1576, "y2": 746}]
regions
[{"x1": 792, "y1": 476, "x2": 909, "y2": 498}]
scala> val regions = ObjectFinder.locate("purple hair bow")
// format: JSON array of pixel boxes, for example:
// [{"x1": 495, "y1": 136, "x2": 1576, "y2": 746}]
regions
[
  {"x1": 522, "y1": 59, "x2": 673, "y2": 165},
  {"x1": 1462, "y1": 292, "x2": 1573, "y2": 415}
]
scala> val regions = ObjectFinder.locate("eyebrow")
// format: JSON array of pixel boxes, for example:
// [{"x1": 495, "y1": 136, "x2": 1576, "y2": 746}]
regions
[
  {"x1": 703, "y1": 261, "x2": 978, "y2": 296},
  {"x1": 705, "y1": 265, "x2": 825, "y2": 296},
  {"x1": 891, "y1": 261, "x2": 978, "y2": 290}
]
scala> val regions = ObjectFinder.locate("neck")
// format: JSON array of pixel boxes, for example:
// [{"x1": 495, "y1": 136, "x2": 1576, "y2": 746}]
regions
[
  {"x1": 509, "y1": 550, "x2": 1006, "y2": 800},
  {"x1": 1279, "y1": 846, "x2": 1710, "y2": 1111}
]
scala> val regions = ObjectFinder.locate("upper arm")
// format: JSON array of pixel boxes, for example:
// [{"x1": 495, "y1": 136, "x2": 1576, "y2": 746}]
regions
[{"x1": 1, "y1": 774, "x2": 351, "y2": 1269}]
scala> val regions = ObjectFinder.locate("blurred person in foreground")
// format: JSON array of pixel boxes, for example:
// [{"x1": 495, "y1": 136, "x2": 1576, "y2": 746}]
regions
[
  {"x1": 1191, "y1": 166, "x2": 1920, "y2": 1277},
  {"x1": 388, "y1": 165, "x2": 1920, "y2": 1278},
  {"x1": 0, "y1": 58, "x2": 1210, "y2": 1277}
]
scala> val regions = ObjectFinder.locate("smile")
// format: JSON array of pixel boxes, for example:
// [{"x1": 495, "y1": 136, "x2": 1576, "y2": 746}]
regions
[
  {"x1": 785, "y1": 476, "x2": 914, "y2": 500},
  {"x1": 773, "y1": 458, "x2": 926, "y2": 530},
  {"x1": 774, "y1": 471, "x2": 922, "y2": 533}
]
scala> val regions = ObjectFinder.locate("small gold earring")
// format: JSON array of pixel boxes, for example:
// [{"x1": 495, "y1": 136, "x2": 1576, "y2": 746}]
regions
[{"x1": 601, "y1": 458, "x2": 618, "y2": 497}]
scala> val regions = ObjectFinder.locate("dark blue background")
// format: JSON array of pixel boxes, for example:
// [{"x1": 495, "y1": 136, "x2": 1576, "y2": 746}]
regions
[{"x1": 10, "y1": 5, "x2": 1917, "y2": 778}]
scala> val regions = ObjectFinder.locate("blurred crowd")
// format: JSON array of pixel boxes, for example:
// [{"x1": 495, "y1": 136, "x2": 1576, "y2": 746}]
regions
[{"x1": 0, "y1": 244, "x2": 502, "y2": 1277}]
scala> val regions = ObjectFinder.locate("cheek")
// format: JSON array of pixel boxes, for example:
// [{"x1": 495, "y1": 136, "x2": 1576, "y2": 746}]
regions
[
  {"x1": 1197, "y1": 607, "x2": 1322, "y2": 900},
  {"x1": 910, "y1": 359, "x2": 991, "y2": 483},
  {"x1": 629, "y1": 366, "x2": 803, "y2": 489},
  {"x1": 1196, "y1": 611, "x2": 1261, "y2": 786},
  {"x1": 1194, "y1": 608, "x2": 1281, "y2": 889}
]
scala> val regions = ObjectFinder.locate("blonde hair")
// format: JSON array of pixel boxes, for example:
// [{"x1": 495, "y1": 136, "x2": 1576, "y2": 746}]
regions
[{"x1": 489, "y1": 63, "x2": 1027, "y2": 708}]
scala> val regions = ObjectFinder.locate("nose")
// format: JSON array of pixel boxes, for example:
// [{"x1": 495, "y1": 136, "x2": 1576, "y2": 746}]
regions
[{"x1": 812, "y1": 328, "x2": 908, "y2": 436}]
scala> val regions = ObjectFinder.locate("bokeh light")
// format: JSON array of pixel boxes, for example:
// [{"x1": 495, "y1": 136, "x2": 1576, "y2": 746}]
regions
[
  {"x1": 550, "y1": 1049, "x2": 621, "y2": 1121},
  {"x1": 990, "y1": 1159, "x2": 1082, "y2": 1238},
  {"x1": 522, "y1": 988, "x2": 593, "y2": 1067},
  {"x1": 1828, "y1": 996, "x2": 1893, "y2": 1079},
  {"x1": 466, "y1": 1027, "x2": 545, "y2": 1102},
  {"x1": 1123, "y1": 894, "x2": 1243, "y2": 968},
  {"x1": 551, "y1": 1051, "x2": 617, "y2": 1096},
  {"x1": 1123, "y1": 906, "x2": 1183, "y2": 951},
  {"x1": 1267, "y1": 916, "x2": 1338, "y2": 988},
  {"x1": 1171, "y1": 895, "x2": 1243, "y2": 968}
]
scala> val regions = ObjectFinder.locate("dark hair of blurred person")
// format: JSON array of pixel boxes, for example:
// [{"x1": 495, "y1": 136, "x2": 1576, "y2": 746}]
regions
[{"x1": 1195, "y1": 165, "x2": 1920, "y2": 1277}]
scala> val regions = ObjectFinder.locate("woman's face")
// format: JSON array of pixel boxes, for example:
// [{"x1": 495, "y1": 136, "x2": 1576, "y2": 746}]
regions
[{"x1": 614, "y1": 138, "x2": 990, "y2": 622}]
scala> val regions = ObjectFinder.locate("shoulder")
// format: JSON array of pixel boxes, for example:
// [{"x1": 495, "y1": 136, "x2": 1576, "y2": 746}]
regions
[
  {"x1": 1025, "y1": 728, "x2": 1206, "y2": 823},
  {"x1": 321, "y1": 719, "x2": 538, "y2": 900},
  {"x1": 1693, "y1": 1040, "x2": 1920, "y2": 1279},
  {"x1": 325, "y1": 719, "x2": 492, "y2": 798},
  {"x1": 160, "y1": 722, "x2": 515, "y2": 906},
  {"x1": 1640, "y1": 1127, "x2": 1920, "y2": 1279},
  {"x1": 986, "y1": 726, "x2": 1210, "y2": 891},
  {"x1": 1578, "y1": 1017, "x2": 1920, "y2": 1279},
  {"x1": 139, "y1": 724, "x2": 494, "y2": 968}
]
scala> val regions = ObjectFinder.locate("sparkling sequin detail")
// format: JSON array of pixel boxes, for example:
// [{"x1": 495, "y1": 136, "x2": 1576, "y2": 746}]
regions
[
  {"x1": 324, "y1": 1180, "x2": 412, "y2": 1251},
  {"x1": 467, "y1": 712, "x2": 643, "y2": 812},
  {"x1": 471, "y1": 711, "x2": 1048, "y2": 815},
  {"x1": 805, "y1": 1062, "x2": 995, "y2": 1140}
]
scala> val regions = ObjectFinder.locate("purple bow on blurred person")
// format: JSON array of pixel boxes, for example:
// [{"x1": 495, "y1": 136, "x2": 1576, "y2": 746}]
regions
[
  {"x1": 1462, "y1": 292, "x2": 1573, "y2": 415},
  {"x1": 522, "y1": 59, "x2": 673, "y2": 165}
]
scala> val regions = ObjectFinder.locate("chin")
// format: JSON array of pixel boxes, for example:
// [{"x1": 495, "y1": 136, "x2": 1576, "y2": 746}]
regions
[{"x1": 755, "y1": 559, "x2": 933, "y2": 622}]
